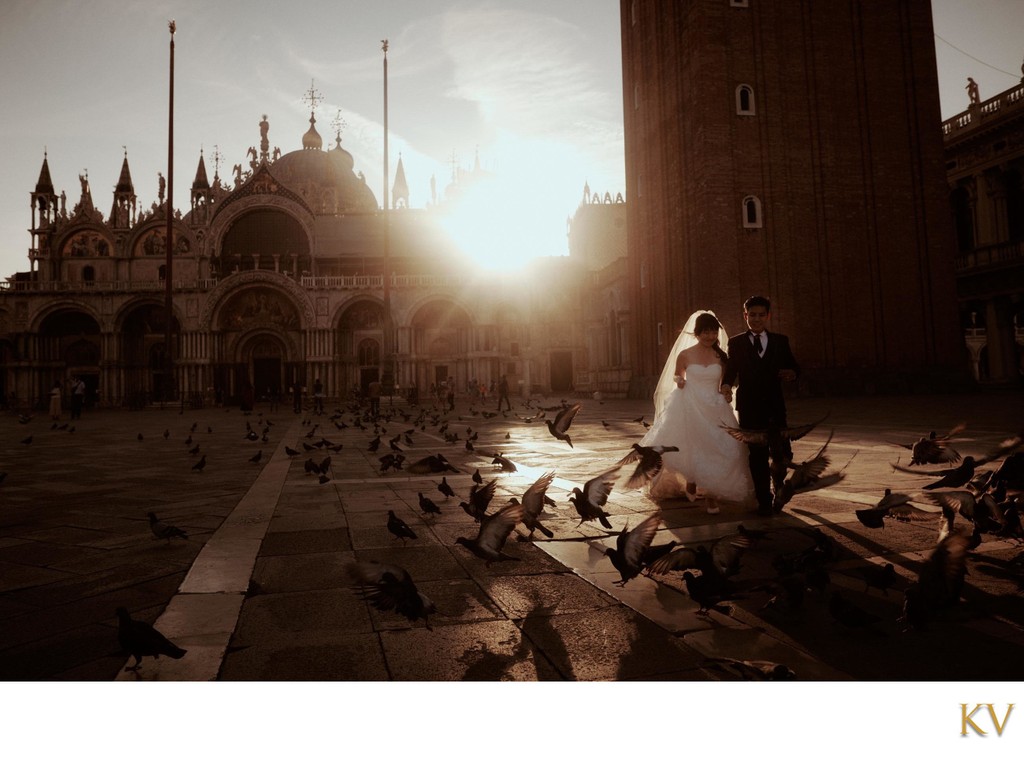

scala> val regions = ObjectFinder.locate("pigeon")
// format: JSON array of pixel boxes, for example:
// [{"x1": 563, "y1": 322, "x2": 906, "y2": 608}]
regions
[
  {"x1": 894, "y1": 434, "x2": 1024, "y2": 489},
  {"x1": 185, "y1": 435, "x2": 193, "y2": 446},
  {"x1": 511, "y1": 470, "x2": 556, "y2": 539},
  {"x1": 772, "y1": 432, "x2": 847, "y2": 512},
  {"x1": 720, "y1": 414, "x2": 830, "y2": 446},
  {"x1": 0, "y1": 472, "x2": 7, "y2": 485},
  {"x1": 318, "y1": 455, "x2": 331, "y2": 475},
  {"x1": 894, "y1": 457, "x2": 979, "y2": 491},
  {"x1": 437, "y1": 477, "x2": 456, "y2": 499},
  {"x1": 603, "y1": 512, "x2": 663, "y2": 586},
  {"x1": 546, "y1": 403, "x2": 582, "y2": 447},
  {"x1": 491, "y1": 453, "x2": 518, "y2": 473},
  {"x1": 418, "y1": 492, "x2": 442, "y2": 517},
  {"x1": 648, "y1": 527, "x2": 755, "y2": 584},
  {"x1": 347, "y1": 561, "x2": 435, "y2": 629},
  {"x1": 855, "y1": 489, "x2": 920, "y2": 528},
  {"x1": 683, "y1": 570, "x2": 744, "y2": 615},
  {"x1": 703, "y1": 657, "x2": 796, "y2": 681},
  {"x1": 387, "y1": 510, "x2": 418, "y2": 544},
  {"x1": 188, "y1": 444, "x2": 201, "y2": 456},
  {"x1": 569, "y1": 466, "x2": 620, "y2": 529},
  {"x1": 455, "y1": 498, "x2": 525, "y2": 566},
  {"x1": 116, "y1": 607, "x2": 187, "y2": 671},
  {"x1": 249, "y1": 450, "x2": 263, "y2": 464},
  {"x1": 406, "y1": 454, "x2": 460, "y2": 474},
  {"x1": 472, "y1": 468, "x2": 483, "y2": 484},
  {"x1": 854, "y1": 562, "x2": 898, "y2": 595},
  {"x1": 900, "y1": 529, "x2": 972, "y2": 632},
  {"x1": 992, "y1": 452, "x2": 1024, "y2": 490},
  {"x1": 926, "y1": 489, "x2": 1004, "y2": 534},
  {"x1": 148, "y1": 512, "x2": 187, "y2": 542},
  {"x1": 20, "y1": 435, "x2": 32, "y2": 445},
  {"x1": 191, "y1": 455, "x2": 207, "y2": 473},
  {"x1": 284, "y1": 446, "x2": 300, "y2": 456},
  {"x1": 137, "y1": 432, "x2": 144, "y2": 442},
  {"x1": 891, "y1": 424, "x2": 965, "y2": 465},
  {"x1": 318, "y1": 474, "x2": 331, "y2": 485},
  {"x1": 460, "y1": 480, "x2": 498, "y2": 522},
  {"x1": 616, "y1": 443, "x2": 679, "y2": 489}
]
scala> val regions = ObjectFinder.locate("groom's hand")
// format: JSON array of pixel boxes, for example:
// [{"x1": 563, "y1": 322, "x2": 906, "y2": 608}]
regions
[
  {"x1": 719, "y1": 384, "x2": 733, "y2": 402},
  {"x1": 778, "y1": 369, "x2": 796, "y2": 382}
]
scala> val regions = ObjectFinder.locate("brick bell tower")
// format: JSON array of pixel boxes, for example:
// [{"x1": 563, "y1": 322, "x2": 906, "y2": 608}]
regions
[{"x1": 621, "y1": 0, "x2": 965, "y2": 396}]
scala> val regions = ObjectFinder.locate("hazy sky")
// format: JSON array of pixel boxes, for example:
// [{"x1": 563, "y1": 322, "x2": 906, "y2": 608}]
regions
[{"x1": 0, "y1": 0, "x2": 1019, "y2": 278}]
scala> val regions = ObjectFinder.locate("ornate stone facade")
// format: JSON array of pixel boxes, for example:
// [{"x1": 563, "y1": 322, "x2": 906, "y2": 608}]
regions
[
  {"x1": 943, "y1": 80, "x2": 1024, "y2": 384},
  {"x1": 0, "y1": 116, "x2": 603, "y2": 409}
]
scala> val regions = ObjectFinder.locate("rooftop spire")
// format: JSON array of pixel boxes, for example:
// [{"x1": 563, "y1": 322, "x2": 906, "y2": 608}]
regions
[
  {"x1": 192, "y1": 149, "x2": 210, "y2": 190},
  {"x1": 35, "y1": 151, "x2": 55, "y2": 195},
  {"x1": 392, "y1": 153, "x2": 409, "y2": 208},
  {"x1": 115, "y1": 148, "x2": 135, "y2": 194},
  {"x1": 301, "y1": 80, "x2": 324, "y2": 150}
]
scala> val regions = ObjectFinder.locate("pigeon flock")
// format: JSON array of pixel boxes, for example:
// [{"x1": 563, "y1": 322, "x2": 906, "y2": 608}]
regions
[{"x1": 4, "y1": 391, "x2": 1022, "y2": 680}]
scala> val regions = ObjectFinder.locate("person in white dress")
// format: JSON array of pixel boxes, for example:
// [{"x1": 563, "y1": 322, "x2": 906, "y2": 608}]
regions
[{"x1": 640, "y1": 311, "x2": 754, "y2": 513}]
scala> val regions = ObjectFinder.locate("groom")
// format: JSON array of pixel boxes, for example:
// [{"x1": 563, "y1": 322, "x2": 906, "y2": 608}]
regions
[{"x1": 720, "y1": 296, "x2": 800, "y2": 516}]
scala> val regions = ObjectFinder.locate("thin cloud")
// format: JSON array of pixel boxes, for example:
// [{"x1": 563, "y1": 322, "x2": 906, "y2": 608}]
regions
[{"x1": 440, "y1": 6, "x2": 615, "y2": 139}]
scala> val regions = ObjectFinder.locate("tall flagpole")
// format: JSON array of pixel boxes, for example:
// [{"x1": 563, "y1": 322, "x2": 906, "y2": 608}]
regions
[
  {"x1": 164, "y1": 20, "x2": 176, "y2": 402},
  {"x1": 381, "y1": 38, "x2": 393, "y2": 396}
]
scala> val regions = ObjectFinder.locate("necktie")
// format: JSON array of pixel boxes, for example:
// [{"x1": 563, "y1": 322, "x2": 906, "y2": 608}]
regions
[{"x1": 753, "y1": 332, "x2": 764, "y2": 355}]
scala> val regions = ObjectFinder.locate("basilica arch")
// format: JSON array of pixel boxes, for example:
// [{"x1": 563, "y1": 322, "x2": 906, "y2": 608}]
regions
[
  {"x1": 207, "y1": 280, "x2": 305, "y2": 403},
  {"x1": 407, "y1": 297, "x2": 474, "y2": 394},
  {"x1": 335, "y1": 298, "x2": 384, "y2": 395},
  {"x1": 36, "y1": 307, "x2": 102, "y2": 405},
  {"x1": 115, "y1": 300, "x2": 183, "y2": 404}
]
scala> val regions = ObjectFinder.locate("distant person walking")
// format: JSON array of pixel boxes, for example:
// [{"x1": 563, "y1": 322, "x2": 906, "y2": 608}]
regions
[
  {"x1": 312, "y1": 377, "x2": 325, "y2": 415},
  {"x1": 497, "y1": 375, "x2": 512, "y2": 411},
  {"x1": 49, "y1": 382, "x2": 62, "y2": 420},
  {"x1": 70, "y1": 376, "x2": 86, "y2": 420},
  {"x1": 291, "y1": 383, "x2": 303, "y2": 414},
  {"x1": 368, "y1": 378, "x2": 382, "y2": 417}
]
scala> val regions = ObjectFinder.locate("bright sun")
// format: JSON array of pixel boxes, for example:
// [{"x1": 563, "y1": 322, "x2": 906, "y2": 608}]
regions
[{"x1": 436, "y1": 142, "x2": 581, "y2": 270}]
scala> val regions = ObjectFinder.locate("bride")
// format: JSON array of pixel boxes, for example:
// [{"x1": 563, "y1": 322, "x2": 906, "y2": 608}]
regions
[{"x1": 640, "y1": 310, "x2": 754, "y2": 513}]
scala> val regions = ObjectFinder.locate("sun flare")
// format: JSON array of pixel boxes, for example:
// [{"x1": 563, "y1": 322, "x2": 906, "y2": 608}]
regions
[{"x1": 435, "y1": 143, "x2": 583, "y2": 270}]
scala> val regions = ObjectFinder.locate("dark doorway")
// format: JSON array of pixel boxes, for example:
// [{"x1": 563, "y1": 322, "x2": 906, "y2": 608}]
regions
[
  {"x1": 550, "y1": 351, "x2": 573, "y2": 392},
  {"x1": 253, "y1": 358, "x2": 282, "y2": 398},
  {"x1": 434, "y1": 365, "x2": 449, "y2": 386},
  {"x1": 360, "y1": 367, "x2": 379, "y2": 396}
]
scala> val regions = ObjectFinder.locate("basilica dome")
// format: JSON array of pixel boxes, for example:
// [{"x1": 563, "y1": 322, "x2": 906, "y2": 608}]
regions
[{"x1": 270, "y1": 117, "x2": 379, "y2": 214}]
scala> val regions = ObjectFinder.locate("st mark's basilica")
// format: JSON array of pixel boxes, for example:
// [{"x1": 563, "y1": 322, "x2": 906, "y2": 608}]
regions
[{"x1": 0, "y1": 106, "x2": 628, "y2": 411}]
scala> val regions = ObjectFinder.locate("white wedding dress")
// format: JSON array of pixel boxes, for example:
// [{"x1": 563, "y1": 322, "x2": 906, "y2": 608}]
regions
[{"x1": 640, "y1": 362, "x2": 754, "y2": 504}]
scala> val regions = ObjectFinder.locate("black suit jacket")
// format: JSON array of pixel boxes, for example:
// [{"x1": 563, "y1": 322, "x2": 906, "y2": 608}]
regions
[{"x1": 722, "y1": 331, "x2": 799, "y2": 428}]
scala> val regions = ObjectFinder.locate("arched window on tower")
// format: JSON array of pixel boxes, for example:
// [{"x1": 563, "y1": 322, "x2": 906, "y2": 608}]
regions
[
  {"x1": 736, "y1": 85, "x2": 755, "y2": 115},
  {"x1": 158, "y1": 264, "x2": 167, "y2": 280},
  {"x1": 82, "y1": 266, "x2": 95, "y2": 285},
  {"x1": 742, "y1": 196, "x2": 763, "y2": 229}
]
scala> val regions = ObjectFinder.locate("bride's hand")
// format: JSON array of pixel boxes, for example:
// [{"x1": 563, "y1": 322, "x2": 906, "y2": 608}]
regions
[{"x1": 673, "y1": 374, "x2": 685, "y2": 389}]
